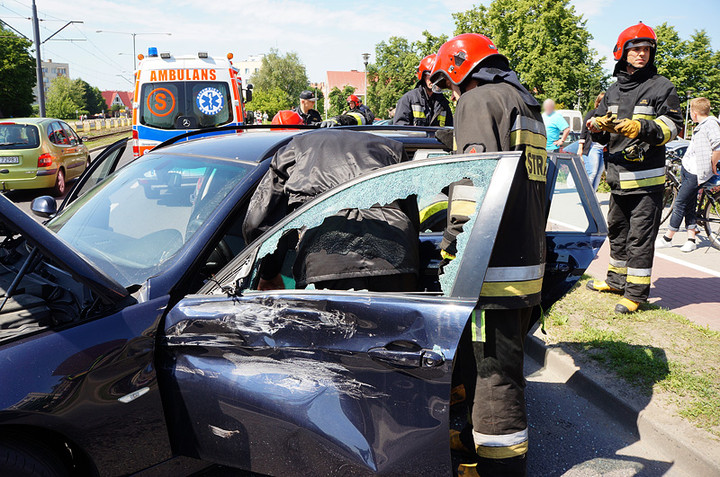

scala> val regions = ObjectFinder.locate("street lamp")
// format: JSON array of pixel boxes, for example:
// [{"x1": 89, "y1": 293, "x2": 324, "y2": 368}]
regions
[
  {"x1": 684, "y1": 89, "x2": 694, "y2": 139},
  {"x1": 96, "y1": 30, "x2": 172, "y2": 70},
  {"x1": 362, "y1": 52, "x2": 370, "y2": 106}
]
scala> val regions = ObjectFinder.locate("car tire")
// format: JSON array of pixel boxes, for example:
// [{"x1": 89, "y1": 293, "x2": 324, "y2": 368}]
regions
[
  {"x1": 0, "y1": 439, "x2": 69, "y2": 477},
  {"x1": 51, "y1": 168, "x2": 66, "y2": 197}
]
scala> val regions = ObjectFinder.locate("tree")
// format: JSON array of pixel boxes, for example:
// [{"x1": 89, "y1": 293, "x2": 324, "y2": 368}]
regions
[
  {"x1": 46, "y1": 76, "x2": 85, "y2": 119},
  {"x1": 366, "y1": 31, "x2": 448, "y2": 118},
  {"x1": 75, "y1": 80, "x2": 107, "y2": 115},
  {"x1": 251, "y1": 49, "x2": 309, "y2": 109},
  {"x1": 328, "y1": 85, "x2": 355, "y2": 117},
  {"x1": 453, "y1": 0, "x2": 608, "y2": 108},
  {"x1": 0, "y1": 25, "x2": 36, "y2": 117},
  {"x1": 250, "y1": 86, "x2": 292, "y2": 117}
]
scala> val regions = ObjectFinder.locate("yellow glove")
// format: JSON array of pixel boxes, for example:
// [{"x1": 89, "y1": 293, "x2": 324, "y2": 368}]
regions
[
  {"x1": 593, "y1": 113, "x2": 618, "y2": 133},
  {"x1": 614, "y1": 118, "x2": 641, "y2": 139}
]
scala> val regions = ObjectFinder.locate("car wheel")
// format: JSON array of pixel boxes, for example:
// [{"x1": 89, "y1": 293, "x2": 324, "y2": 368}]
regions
[
  {"x1": 0, "y1": 439, "x2": 69, "y2": 477},
  {"x1": 52, "y1": 168, "x2": 66, "y2": 197}
]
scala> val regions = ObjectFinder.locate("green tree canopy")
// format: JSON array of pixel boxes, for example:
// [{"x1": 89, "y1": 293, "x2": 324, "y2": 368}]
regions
[
  {"x1": 46, "y1": 76, "x2": 86, "y2": 119},
  {"x1": 366, "y1": 31, "x2": 448, "y2": 119},
  {"x1": 0, "y1": 25, "x2": 36, "y2": 117},
  {"x1": 655, "y1": 23, "x2": 720, "y2": 112},
  {"x1": 75, "y1": 79, "x2": 106, "y2": 115},
  {"x1": 251, "y1": 49, "x2": 309, "y2": 110},
  {"x1": 453, "y1": 0, "x2": 608, "y2": 108},
  {"x1": 328, "y1": 85, "x2": 356, "y2": 117},
  {"x1": 250, "y1": 86, "x2": 292, "y2": 118}
]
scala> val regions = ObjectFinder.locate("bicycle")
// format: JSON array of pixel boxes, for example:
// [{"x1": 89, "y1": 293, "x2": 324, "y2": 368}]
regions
[{"x1": 660, "y1": 150, "x2": 682, "y2": 225}]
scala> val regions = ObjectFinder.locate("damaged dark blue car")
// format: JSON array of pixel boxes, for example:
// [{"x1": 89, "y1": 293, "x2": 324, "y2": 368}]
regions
[{"x1": 0, "y1": 126, "x2": 606, "y2": 476}]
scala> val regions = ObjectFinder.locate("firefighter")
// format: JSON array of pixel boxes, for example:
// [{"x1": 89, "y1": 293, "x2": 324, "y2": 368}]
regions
[
  {"x1": 293, "y1": 90, "x2": 322, "y2": 125},
  {"x1": 586, "y1": 23, "x2": 682, "y2": 314},
  {"x1": 242, "y1": 129, "x2": 419, "y2": 292},
  {"x1": 394, "y1": 54, "x2": 453, "y2": 127},
  {"x1": 429, "y1": 33, "x2": 547, "y2": 477},
  {"x1": 357, "y1": 97, "x2": 375, "y2": 124},
  {"x1": 345, "y1": 94, "x2": 373, "y2": 124},
  {"x1": 319, "y1": 99, "x2": 368, "y2": 128}
]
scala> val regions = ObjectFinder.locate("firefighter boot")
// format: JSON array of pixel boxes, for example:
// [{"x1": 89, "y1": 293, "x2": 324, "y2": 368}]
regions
[
  {"x1": 458, "y1": 463, "x2": 481, "y2": 477},
  {"x1": 460, "y1": 456, "x2": 527, "y2": 477},
  {"x1": 450, "y1": 428, "x2": 475, "y2": 455},
  {"x1": 615, "y1": 297, "x2": 640, "y2": 314},
  {"x1": 586, "y1": 279, "x2": 623, "y2": 294}
]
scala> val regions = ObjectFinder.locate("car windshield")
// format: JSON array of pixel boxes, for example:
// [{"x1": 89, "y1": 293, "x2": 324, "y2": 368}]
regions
[
  {"x1": 139, "y1": 81, "x2": 233, "y2": 130},
  {"x1": 46, "y1": 153, "x2": 252, "y2": 287},
  {"x1": 0, "y1": 124, "x2": 40, "y2": 150}
]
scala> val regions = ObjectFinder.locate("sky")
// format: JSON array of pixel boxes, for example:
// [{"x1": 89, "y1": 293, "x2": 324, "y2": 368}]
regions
[{"x1": 1, "y1": 0, "x2": 719, "y2": 92}]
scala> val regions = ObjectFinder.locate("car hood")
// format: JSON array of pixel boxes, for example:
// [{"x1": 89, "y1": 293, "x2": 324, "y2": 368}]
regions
[{"x1": 0, "y1": 194, "x2": 129, "y2": 304}]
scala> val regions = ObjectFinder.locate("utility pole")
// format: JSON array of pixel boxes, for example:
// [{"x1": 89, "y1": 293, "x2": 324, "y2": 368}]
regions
[
  {"x1": 31, "y1": 0, "x2": 45, "y2": 117},
  {"x1": 362, "y1": 53, "x2": 370, "y2": 106}
]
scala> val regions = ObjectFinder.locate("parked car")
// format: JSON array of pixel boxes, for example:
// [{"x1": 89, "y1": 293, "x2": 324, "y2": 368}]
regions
[
  {"x1": 0, "y1": 127, "x2": 606, "y2": 476},
  {"x1": 0, "y1": 118, "x2": 90, "y2": 196}
]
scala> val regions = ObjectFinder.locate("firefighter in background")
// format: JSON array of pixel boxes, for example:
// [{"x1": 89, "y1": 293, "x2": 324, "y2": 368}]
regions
[
  {"x1": 586, "y1": 23, "x2": 682, "y2": 313},
  {"x1": 345, "y1": 94, "x2": 374, "y2": 123},
  {"x1": 357, "y1": 96, "x2": 375, "y2": 124},
  {"x1": 394, "y1": 54, "x2": 453, "y2": 127},
  {"x1": 429, "y1": 33, "x2": 546, "y2": 477},
  {"x1": 320, "y1": 96, "x2": 368, "y2": 127}
]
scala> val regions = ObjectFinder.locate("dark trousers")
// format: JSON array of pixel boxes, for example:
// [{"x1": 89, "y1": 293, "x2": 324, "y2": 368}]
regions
[
  {"x1": 605, "y1": 192, "x2": 663, "y2": 302},
  {"x1": 455, "y1": 307, "x2": 532, "y2": 475},
  {"x1": 669, "y1": 167, "x2": 700, "y2": 232}
]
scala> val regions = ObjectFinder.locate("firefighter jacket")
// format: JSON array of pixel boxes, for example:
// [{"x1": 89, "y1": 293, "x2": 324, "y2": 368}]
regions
[
  {"x1": 442, "y1": 77, "x2": 547, "y2": 309},
  {"x1": 243, "y1": 129, "x2": 420, "y2": 287},
  {"x1": 393, "y1": 86, "x2": 453, "y2": 127},
  {"x1": 592, "y1": 63, "x2": 683, "y2": 195},
  {"x1": 293, "y1": 106, "x2": 322, "y2": 126}
]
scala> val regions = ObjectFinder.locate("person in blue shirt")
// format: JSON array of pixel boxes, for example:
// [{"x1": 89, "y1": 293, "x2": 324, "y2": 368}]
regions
[{"x1": 542, "y1": 98, "x2": 570, "y2": 151}]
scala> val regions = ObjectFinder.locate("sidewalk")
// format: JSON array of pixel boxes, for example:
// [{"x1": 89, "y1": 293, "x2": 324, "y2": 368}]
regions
[{"x1": 588, "y1": 192, "x2": 720, "y2": 331}]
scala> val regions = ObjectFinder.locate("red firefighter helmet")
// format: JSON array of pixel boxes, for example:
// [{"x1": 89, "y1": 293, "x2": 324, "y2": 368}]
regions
[
  {"x1": 347, "y1": 94, "x2": 360, "y2": 106},
  {"x1": 271, "y1": 110, "x2": 304, "y2": 125},
  {"x1": 417, "y1": 54, "x2": 436, "y2": 81},
  {"x1": 613, "y1": 22, "x2": 657, "y2": 61},
  {"x1": 430, "y1": 33, "x2": 507, "y2": 87}
]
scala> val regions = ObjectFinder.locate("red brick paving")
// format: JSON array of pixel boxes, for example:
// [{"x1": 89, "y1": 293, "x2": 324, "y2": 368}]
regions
[{"x1": 587, "y1": 242, "x2": 720, "y2": 331}]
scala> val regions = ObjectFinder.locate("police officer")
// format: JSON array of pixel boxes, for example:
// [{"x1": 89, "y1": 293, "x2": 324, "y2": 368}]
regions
[
  {"x1": 430, "y1": 33, "x2": 547, "y2": 477},
  {"x1": 394, "y1": 54, "x2": 453, "y2": 127},
  {"x1": 242, "y1": 129, "x2": 419, "y2": 292},
  {"x1": 293, "y1": 90, "x2": 322, "y2": 125},
  {"x1": 586, "y1": 23, "x2": 682, "y2": 314}
]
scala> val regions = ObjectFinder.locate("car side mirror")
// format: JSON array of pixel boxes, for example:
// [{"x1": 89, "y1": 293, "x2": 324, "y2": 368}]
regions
[
  {"x1": 81, "y1": 136, "x2": 89, "y2": 143},
  {"x1": 31, "y1": 195, "x2": 57, "y2": 219},
  {"x1": 245, "y1": 83, "x2": 253, "y2": 103}
]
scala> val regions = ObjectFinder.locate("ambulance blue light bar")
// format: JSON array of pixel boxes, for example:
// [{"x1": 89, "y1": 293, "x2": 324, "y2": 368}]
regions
[{"x1": 147, "y1": 47, "x2": 158, "y2": 57}]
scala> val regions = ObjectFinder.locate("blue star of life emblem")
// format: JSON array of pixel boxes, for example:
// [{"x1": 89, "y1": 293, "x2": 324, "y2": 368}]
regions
[{"x1": 197, "y1": 87, "x2": 224, "y2": 115}]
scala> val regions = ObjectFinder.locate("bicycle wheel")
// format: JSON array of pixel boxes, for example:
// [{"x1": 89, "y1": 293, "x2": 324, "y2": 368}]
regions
[
  {"x1": 660, "y1": 173, "x2": 679, "y2": 225},
  {"x1": 702, "y1": 190, "x2": 720, "y2": 250}
]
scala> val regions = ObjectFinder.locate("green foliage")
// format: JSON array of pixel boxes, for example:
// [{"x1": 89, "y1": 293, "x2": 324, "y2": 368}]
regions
[
  {"x1": 250, "y1": 86, "x2": 292, "y2": 117},
  {"x1": 314, "y1": 88, "x2": 325, "y2": 116},
  {"x1": 453, "y1": 0, "x2": 608, "y2": 108},
  {"x1": 655, "y1": 23, "x2": 720, "y2": 113},
  {"x1": 366, "y1": 31, "x2": 448, "y2": 119},
  {"x1": 328, "y1": 85, "x2": 355, "y2": 117},
  {"x1": 75, "y1": 79, "x2": 106, "y2": 115},
  {"x1": 251, "y1": 49, "x2": 309, "y2": 111},
  {"x1": 0, "y1": 25, "x2": 36, "y2": 117},
  {"x1": 46, "y1": 76, "x2": 86, "y2": 119}
]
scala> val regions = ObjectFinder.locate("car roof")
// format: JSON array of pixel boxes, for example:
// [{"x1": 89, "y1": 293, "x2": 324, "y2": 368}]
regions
[{"x1": 0, "y1": 118, "x2": 54, "y2": 126}]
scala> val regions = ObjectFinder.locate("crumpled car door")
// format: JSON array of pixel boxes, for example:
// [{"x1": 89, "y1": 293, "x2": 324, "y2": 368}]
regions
[{"x1": 158, "y1": 152, "x2": 523, "y2": 476}]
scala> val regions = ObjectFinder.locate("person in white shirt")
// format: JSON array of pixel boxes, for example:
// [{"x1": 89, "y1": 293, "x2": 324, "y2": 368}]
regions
[{"x1": 657, "y1": 97, "x2": 720, "y2": 252}]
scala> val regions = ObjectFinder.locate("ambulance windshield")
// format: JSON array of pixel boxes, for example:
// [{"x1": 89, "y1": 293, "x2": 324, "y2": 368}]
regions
[{"x1": 139, "y1": 81, "x2": 233, "y2": 130}]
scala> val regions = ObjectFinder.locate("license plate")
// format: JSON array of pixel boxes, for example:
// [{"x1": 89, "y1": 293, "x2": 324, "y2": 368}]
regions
[{"x1": 0, "y1": 156, "x2": 20, "y2": 164}]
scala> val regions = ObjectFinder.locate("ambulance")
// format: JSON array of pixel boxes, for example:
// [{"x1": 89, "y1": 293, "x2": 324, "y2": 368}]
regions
[{"x1": 132, "y1": 48, "x2": 251, "y2": 157}]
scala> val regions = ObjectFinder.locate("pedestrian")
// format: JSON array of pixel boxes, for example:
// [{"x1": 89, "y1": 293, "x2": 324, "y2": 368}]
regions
[
  {"x1": 242, "y1": 129, "x2": 419, "y2": 292},
  {"x1": 542, "y1": 98, "x2": 570, "y2": 151},
  {"x1": 293, "y1": 90, "x2": 322, "y2": 125},
  {"x1": 656, "y1": 97, "x2": 720, "y2": 252},
  {"x1": 579, "y1": 92, "x2": 606, "y2": 191},
  {"x1": 586, "y1": 22, "x2": 683, "y2": 313},
  {"x1": 393, "y1": 54, "x2": 453, "y2": 127},
  {"x1": 430, "y1": 33, "x2": 547, "y2": 477},
  {"x1": 262, "y1": 111, "x2": 268, "y2": 123}
]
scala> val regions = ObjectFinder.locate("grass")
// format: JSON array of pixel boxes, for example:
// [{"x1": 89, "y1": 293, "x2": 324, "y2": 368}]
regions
[
  {"x1": 85, "y1": 131, "x2": 130, "y2": 151},
  {"x1": 544, "y1": 275, "x2": 720, "y2": 437}
]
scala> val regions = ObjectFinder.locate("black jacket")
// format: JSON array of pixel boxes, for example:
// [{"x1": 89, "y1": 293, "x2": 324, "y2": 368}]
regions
[
  {"x1": 243, "y1": 130, "x2": 419, "y2": 286},
  {"x1": 580, "y1": 109, "x2": 596, "y2": 156},
  {"x1": 446, "y1": 78, "x2": 547, "y2": 309},
  {"x1": 293, "y1": 106, "x2": 322, "y2": 126},
  {"x1": 393, "y1": 86, "x2": 453, "y2": 127},
  {"x1": 592, "y1": 63, "x2": 683, "y2": 195}
]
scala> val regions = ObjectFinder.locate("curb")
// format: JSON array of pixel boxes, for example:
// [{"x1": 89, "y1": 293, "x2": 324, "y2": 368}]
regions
[{"x1": 525, "y1": 332, "x2": 720, "y2": 476}]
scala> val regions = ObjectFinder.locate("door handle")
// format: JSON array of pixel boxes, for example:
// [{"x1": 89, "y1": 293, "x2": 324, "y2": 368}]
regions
[{"x1": 368, "y1": 347, "x2": 445, "y2": 369}]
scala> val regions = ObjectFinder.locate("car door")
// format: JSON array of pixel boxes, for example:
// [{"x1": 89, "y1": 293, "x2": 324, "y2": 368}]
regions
[
  {"x1": 157, "y1": 152, "x2": 521, "y2": 476},
  {"x1": 60, "y1": 121, "x2": 85, "y2": 178}
]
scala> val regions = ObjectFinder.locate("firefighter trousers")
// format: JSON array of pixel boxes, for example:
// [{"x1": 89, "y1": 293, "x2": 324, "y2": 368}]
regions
[
  {"x1": 605, "y1": 192, "x2": 663, "y2": 302},
  {"x1": 455, "y1": 307, "x2": 532, "y2": 475}
]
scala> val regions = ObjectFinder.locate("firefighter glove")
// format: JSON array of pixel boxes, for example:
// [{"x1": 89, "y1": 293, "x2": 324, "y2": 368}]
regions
[
  {"x1": 614, "y1": 118, "x2": 641, "y2": 139},
  {"x1": 320, "y1": 118, "x2": 339, "y2": 128},
  {"x1": 593, "y1": 113, "x2": 617, "y2": 133}
]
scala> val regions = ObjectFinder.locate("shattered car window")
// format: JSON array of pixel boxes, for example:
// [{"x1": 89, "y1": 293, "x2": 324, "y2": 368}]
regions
[{"x1": 241, "y1": 156, "x2": 501, "y2": 296}]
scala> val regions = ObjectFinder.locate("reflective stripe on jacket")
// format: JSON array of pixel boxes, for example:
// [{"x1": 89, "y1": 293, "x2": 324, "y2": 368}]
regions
[{"x1": 393, "y1": 86, "x2": 453, "y2": 127}]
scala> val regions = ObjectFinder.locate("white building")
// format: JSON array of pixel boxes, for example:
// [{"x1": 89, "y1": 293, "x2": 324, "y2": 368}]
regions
[
  {"x1": 235, "y1": 54, "x2": 265, "y2": 82},
  {"x1": 33, "y1": 59, "x2": 70, "y2": 102}
]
